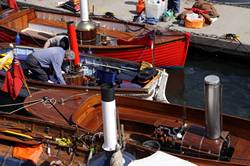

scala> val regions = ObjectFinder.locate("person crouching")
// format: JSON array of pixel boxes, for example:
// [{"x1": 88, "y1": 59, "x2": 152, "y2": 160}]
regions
[{"x1": 25, "y1": 47, "x2": 70, "y2": 84}]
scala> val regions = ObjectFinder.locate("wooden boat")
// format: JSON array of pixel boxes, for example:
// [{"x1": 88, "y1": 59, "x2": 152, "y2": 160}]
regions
[
  {"x1": 0, "y1": 113, "x2": 94, "y2": 165},
  {"x1": 0, "y1": 8, "x2": 190, "y2": 67},
  {"x1": 0, "y1": 44, "x2": 168, "y2": 101},
  {"x1": 22, "y1": 89, "x2": 250, "y2": 166},
  {"x1": 0, "y1": 112, "x2": 218, "y2": 166}
]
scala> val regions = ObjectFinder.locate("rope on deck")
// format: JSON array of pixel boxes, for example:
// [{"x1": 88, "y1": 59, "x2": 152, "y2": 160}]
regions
[
  {"x1": 110, "y1": 148, "x2": 123, "y2": 166},
  {"x1": 0, "y1": 99, "x2": 43, "y2": 107},
  {"x1": 0, "y1": 98, "x2": 44, "y2": 114}
]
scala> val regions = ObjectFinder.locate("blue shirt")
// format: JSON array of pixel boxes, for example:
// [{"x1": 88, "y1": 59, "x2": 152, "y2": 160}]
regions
[{"x1": 32, "y1": 47, "x2": 66, "y2": 84}]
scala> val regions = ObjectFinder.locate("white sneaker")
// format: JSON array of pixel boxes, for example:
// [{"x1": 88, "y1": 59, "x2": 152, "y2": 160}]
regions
[{"x1": 48, "y1": 80, "x2": 54, "y2": 84}]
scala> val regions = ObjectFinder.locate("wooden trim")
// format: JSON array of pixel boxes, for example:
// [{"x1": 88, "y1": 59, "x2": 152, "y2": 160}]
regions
[
  {"x1": 0, "y1": 9, "x2": 35, "y2": 32},
  {"x1": 29, "y1": 18, "x2": 67, "y2": 29},
  {"x1": 97, "y1": 27, "x2": 135, "y2": 41},
  {"x1": 0, "y1": 9, "x2": 34, "y2": 25}
]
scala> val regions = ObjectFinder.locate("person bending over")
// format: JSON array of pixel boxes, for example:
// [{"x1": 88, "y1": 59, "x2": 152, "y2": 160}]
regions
[
  {"x1": 26, "y1": 47, "x2": 67, "y2": 84},
  {"x1": 44, "y1": 35, "x2": 69, "y2": 50}
]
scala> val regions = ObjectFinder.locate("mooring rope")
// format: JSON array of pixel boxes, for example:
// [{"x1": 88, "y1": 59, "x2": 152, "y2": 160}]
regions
[
  {"x1": 0, "y1": 99, "x2": 43, "y2": 107},
  {"x1": 5, "y1": 99, "x2": 44, "y2": 115},
  {"x1": 42, "y1": 96, "x2": 71, "y2": 124},
  {"x1": 60, "y1": 92, "x2": 88, "y2": 104}
]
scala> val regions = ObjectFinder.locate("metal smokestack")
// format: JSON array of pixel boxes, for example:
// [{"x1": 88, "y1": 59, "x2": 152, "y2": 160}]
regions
[
  {"x1": 101, "y1": 84, "x2": 117, "y2": 151},
  {"x1": 80, "y1": 0, "x2": 89, "y2": 21},
  {"x1": 204, "y1": 75, "x2": 222, "y2": 139},
  {"x1": 87, "y1": 84, "x2": 135, "y2": 166},
  {"x1": 77, "y1": 0, "x2": 96, "y2": 44}
]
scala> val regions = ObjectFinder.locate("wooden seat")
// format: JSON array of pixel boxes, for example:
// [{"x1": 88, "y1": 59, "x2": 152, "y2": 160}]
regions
[{"x1": 97, "y1": 27, "x2": 135, "y2": 41}]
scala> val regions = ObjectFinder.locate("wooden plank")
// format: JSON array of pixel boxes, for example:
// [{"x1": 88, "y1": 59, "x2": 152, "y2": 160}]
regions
[
  {"x1": 231, "y1": 137, "x2": 250, "y2": 165},
  {"x1": 27, "y1": 10, "x2": 37, "y2": 21},
  {"x1": 0, "y1": 9, "x2": 33, "y2": 25},
  {"x1": 7, "y1": 14, "x2": 28, "y2": 32},
  {"x1": 29, "y1": 18, "x2": 67, "y2": 29},
  {"x1": 97, "y1": 27, "x2": 135, "y2": 41}
]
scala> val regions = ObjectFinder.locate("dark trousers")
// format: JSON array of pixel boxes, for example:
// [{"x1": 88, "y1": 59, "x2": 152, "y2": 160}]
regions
[
  {"x1": 26, "y1": 54, "x2": 48, "y2": 82},
  {"x1": 168, "y1": 0, "x2": 180, "y2": 13}
]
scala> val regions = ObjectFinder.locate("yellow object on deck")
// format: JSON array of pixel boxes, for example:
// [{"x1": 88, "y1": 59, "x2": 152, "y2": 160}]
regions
[
  {"x1": 55, "y1": 137, "x2": 72, "y2": 147},
  {"x1": 1, "y1": 130, "x2": 33, "y2": 139},
  {"x1": 140, "y1": 61, "x2": 153, "y2": 71},
  {"x1": 0, "y1": 53, "x2": 13, "y2": 70},
  {"x1": 225, "y1": 33, "x2": 240, "y2": 41}
]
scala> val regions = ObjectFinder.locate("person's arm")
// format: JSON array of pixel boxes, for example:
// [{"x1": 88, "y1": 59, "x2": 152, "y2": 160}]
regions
[
  {"x1": 44, "y1": 36, "x2": 58, "y2": 48},
  {"x1": 43, "y1": 39, "x2": 51, "y2": 48},
  {"x1": 51, "y1": 61, "x2": 66, "y2": 85}
]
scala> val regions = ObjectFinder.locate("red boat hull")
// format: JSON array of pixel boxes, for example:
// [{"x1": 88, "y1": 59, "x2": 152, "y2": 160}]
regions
[
  {"x1": 0, "y1": 7, "x2": 190, "y2": 68},
  {"x1": 0, "y1": 29, "x2": 190, "y2": 67},
  {"x1": 95, "y1": 35, "x2": 190, "y2": 67}
]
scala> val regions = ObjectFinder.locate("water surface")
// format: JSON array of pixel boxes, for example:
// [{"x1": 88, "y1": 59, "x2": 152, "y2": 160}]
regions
[{"x1": 166, "y1": 48, "x2": 250, "y2": 119}]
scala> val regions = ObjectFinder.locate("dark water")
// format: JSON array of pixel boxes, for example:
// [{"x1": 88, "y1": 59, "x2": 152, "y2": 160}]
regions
[{"x1": 166, "y1": 48, "x2": 250, "y2": 119}]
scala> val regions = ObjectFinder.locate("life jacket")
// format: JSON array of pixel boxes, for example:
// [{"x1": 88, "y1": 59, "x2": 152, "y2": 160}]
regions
[{"x1": 136, "y1": 0, "x2": 145, "y2": 15}]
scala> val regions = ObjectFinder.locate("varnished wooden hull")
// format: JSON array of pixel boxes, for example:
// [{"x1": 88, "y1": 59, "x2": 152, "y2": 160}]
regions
[
  {"x1": 0, "y1": 114, "x2": 92, "y2": 165},
  {"x1": 23, "y1": 89, "x2": 250, "y2": 166},
  {"x1": 0, "y1": 112, "x2": 242, "y2": 166}
]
